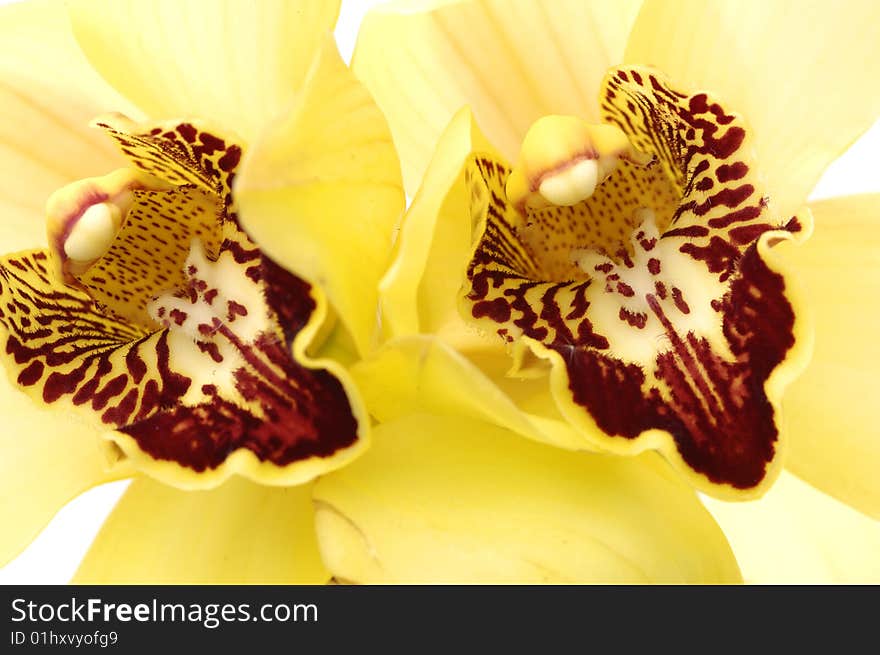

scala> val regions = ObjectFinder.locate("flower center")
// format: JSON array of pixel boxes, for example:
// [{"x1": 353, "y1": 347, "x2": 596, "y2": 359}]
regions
[
  {"x1": 0, "y1": 113, "x2": 365, "y2": 486},
  {"x1": 44, "y1": 166, "x2": 210, "y2": 328},
  {"x1": 459, "y1": 65, "x2": 810, "y2": 495},
  {"x1": 506, "y1": 115, "x2": 652, "y2": 212},
  {"x1": 498, "y1": 115, "x2": 680, "y2": 283}
]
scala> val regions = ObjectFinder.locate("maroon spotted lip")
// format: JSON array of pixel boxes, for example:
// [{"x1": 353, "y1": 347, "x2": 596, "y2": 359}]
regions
[
  {"x1": 461, "y1": 66, "x2": 802, "y2": 492},
  {"x1": 0, "y1": 117, "x2": 362, "y2": 478},
  {"x1": 119, "y1": 256, "x2": 360, "y2": 473}
]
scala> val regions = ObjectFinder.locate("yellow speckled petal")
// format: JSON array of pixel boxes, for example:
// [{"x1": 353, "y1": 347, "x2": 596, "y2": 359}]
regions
[
  {"x1": 0, "y1": 373, "x2": 130, "y2": 567},
  {"x1": 235, "y1": 38, "x2": 405, "y2": 356},
  {"x1": 703, "y1": 472, "x2": 880, "y2": 584},
  {"x1": 74, "y1": 477, "x2": 328, "y2": 583},
  {"x1": 314, "y1": 413, "x2": 741, "y2": 584},
  {"x1": 0, "y1": 0, "x2": 137, "y2": 252},
  {"x1": 68, "y1": 0, "x2": 340, "y2": 143},
  {"x1": 354, "y1": 0, "x2": 642, "y2": 193},
  {"x1": 625, "y1": 0, "x2": 880, "y2": 221},
  {"x1": 780, "y1": 194, "x2": 880, "y2": 519}
]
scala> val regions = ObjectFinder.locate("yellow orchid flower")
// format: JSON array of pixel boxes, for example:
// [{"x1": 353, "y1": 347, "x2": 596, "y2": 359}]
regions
[
  {"x1": 311, "y1": 0, "x2": 880, "y2": 583},
  {"x1": 0, "y1": 0, "x2": 406, "y2": 582},
  {"x1": 1, "y1": 0, "x2": 747, "y2": 586}
]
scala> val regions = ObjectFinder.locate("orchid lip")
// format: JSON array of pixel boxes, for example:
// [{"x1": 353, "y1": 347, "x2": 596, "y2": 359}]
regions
[
  {"x1": 459, "y1": 65, "x2": 812, "y2": 497},
  {"x1": 0, "y1": 115, "x2": 367, "y2": 488}
]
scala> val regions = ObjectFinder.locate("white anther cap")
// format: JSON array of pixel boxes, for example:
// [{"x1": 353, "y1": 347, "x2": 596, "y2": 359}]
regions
[{"x1": 63, "y1": 202, "x2": 122, "y2": 263}]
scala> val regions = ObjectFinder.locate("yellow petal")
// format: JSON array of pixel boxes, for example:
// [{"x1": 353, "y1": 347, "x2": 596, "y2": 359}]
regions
[
  {"x1": 68, "y1": 0, "x2": 340, "y2": 143},
  {"x1": 0, "y1": 0, "x2": 137, "y2": 251},
  {"x1": 235, "y1": 38, "x2": 404, "y2": 356},
  {"x1": 354, "y1": 0, "x2": 642, "y2": 193},
  {"x1": 373, "y1": 110, "x2": 585, "y2": 453},
  {"x1": 74, "y1": 477, "x2": 328, "y2": 583},
  {"x1": 779, "y1": 194, "x2": 880, "y2": 518},
  {"x1": 351, "y1": 335, "x2": 584, "y2": 451},
  {"x1": 0, "y1": 374, "x2": 130, "y2": 567},
  {"x1": 380, "y1": 106, "x2": 498, "y2": 338},
  {"x1": 624, "y1": 0, "x2": 880, "y2": 221},
  {"x1": 313, "y1": 413, "x2": 741, "y2": 584},
  {"x1": 703, "y1": 472, "x2": 880, "y2": 584}
]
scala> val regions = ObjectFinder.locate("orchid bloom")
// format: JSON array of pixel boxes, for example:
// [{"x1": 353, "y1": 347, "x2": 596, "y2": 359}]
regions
[
  {"x1": 0, "y1": 0, "x2": 406, "y2": 582},
  {"x1": 308, "y1": 0, "x2": 880, "y2": 583}
]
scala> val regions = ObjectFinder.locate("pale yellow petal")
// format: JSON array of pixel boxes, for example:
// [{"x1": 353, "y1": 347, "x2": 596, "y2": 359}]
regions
[
  {"x1": 354, "y1": 0, "x2": 642, "y2": 193},
  {"x1": 380, "y1": 106, "x2": 498, "y2": 338},
  {"x1": 374, "y1": 109, "x2": 584, "y2": 451},
  {"x1": 235, "y1": 38, "x2": 404, "y2": 356},
  {"x1": 74, "y1": 477, "x2": 328, "y2": 584},
  {"x1": 314, "y1": 413, "x2": 741, "y2": 584},
  {"x1": 779, "y1": 194, "x2": 880, "y2": 518},
  {"x1": 703, "y1": 472, "x2": 880, "y2": 584},
  {"x1": 68, "y1": 0, "x2": 341, "y2": 142},
  {"x1": 351, "y1": 335, "x2": 584, "y2": 451},
  {"x1": 0, "y1": 0, "x2": 136, "y2": 251},
  {"x1": 0, "y1": 374, "x2": 130, "y2": 567},
  {"x1": 625, "y1": 0, "x2": 880, "y2": 220}
]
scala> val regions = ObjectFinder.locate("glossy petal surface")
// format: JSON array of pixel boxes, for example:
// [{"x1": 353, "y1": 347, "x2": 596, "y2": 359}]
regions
[
  {"x1": 236, "y1": 39, "x2": 404, "y2": 356},
  {"x1": 0, "y1": 0, "x2": 135, "y2": 251},
  {"x1": 0, "y1": 374, "x2": 129, "y2": 566},
  {"x1": 704, "y1": 472, "x2": 880, "y2": 584},
  {"x1": 75, "y1": 477, "x2": 328, "y2": 583},
  {"x1": 314, "y1": 413, "x2": 741, "y2": 584},
  {"x1": 782, "y1": 194, "x2": 880, "y2": 518},
  {"x1": 69, "y1": 0, "x2": 340, "y2": 142},
  {"x1": 354, "y1": 0, "x2": 641, "y2": 192}
]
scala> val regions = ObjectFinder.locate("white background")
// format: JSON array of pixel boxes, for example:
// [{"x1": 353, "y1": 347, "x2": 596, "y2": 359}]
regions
[{"x1": 0, "y1": 0, "x2": 878, "y2": 584}]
